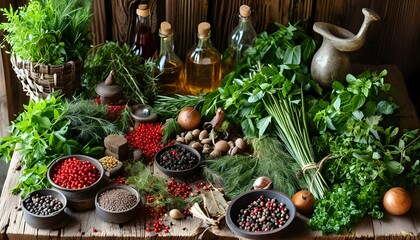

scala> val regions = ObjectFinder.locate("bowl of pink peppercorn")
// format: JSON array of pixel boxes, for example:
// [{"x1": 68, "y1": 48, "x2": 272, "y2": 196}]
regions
[{"x1": 47, "y1": 154, "x2": 106, "y2": 211}]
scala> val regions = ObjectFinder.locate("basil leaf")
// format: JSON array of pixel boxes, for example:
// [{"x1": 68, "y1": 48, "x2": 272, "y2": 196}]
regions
[{"x1": 385, "y1": 161, "x2": 404, "y2": 174}]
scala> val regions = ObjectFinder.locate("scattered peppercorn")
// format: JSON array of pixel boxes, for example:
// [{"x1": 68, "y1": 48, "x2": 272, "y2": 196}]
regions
[
  {"x1": 23, "y1": 193, "x2": 63, "y2": 216},
  {"x1": 52, "y1": 157, "x2": 100, "y2": 189},
  {"x1": 236, "y1": 195, "x2": 290, "y2": 232},
  {"x1": 156, "y1": 145, "x2": 199, "y2": 171},
  {"x1": 98, "y1": 188, "x2": 138, "y2": 212},
  {"x1": 126, "y1": 123, "x2": 163, "y2": 159}
]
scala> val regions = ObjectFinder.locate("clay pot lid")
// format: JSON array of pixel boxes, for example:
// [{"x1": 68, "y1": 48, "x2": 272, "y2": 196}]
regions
[
  {"x1": 130, "y1": 104, "x2": 157, "y2": 123},
  {"x1": 95, "y1": 70, "x2": 123, "y2": 97},
  {"x1": 239, "y1": 5, "x2": 251, "y2": 18}
]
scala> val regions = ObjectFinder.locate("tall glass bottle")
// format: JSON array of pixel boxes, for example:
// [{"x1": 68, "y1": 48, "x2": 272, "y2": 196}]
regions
[
  {"x1": 183, "y1": 22, "x2": 221, "y2": 95},
  {"x1": 155, "y1": 21, "x2": 183, "y2": 95},
  {"x1": 222, "y1": 5, "x2": 257, "y2": 75},
  {"x1": 131, "y1": 4, "x2": 158, "y2": 59}
]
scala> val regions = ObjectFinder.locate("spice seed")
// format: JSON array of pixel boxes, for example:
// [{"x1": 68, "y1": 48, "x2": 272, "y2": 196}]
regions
[{"x1": 98, "y1": 188, "x2": 137, "y2": 212}]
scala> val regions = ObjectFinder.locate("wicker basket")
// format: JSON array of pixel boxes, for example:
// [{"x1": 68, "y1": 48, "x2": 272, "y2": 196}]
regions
[{"x1": 10, "y1": 54, "x2": 83, "y2": 99}]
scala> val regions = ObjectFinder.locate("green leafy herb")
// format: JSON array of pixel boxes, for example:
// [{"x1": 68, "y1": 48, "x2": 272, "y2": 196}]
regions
[
  {"x1": 203, "y1": 136, "x2": 302, "y2": 199},
  {"x1": 81, "y1": 41, "x2": 158, "y2": 104},
  {"x1": 0, "y1": 94, "x2": 118, "y2": 196},
  {"x1": 154, "y1": 94, "x2": 205, "y2": 120},
  {"x1": 0, "y1": 0, "x2": 92, "y2": 64},
  {"x1": 307, "y1": 70, "x2": 420, "y2": 234}
]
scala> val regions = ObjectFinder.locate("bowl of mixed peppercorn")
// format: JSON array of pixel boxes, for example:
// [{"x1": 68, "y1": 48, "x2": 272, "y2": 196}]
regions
[
  {"x1": 47, "y1": 154, "x2": 106, "y2": 211},
  {"x1": 154, "y1": 144, "x2": 201, "y2": 177},
  {"x1": 22, "y1": 188, "x2": 69, "y2": 229},
  {"x1": 226, "y1": 189, "x2": 296, "y2": 239}
]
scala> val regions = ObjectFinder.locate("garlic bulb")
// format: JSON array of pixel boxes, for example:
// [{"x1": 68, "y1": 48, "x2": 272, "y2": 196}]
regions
[{"x1": 252, "y1": 176, "x2": 273, "y2": 190}]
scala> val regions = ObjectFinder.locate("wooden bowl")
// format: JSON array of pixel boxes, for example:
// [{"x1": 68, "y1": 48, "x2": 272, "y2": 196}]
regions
[
  {"x1": 95, "y1": 185, "x2": 141, "y2": 224},
  {"x1": 226, "y1": 189, "x2": 296, "y2": 239},
  {"x1": 22, "y1": 189, "x2": 69, "y2": 229},
  {"x1": 154, "y1": 144, "x2": 201, "y2": 178},
  {"x1": 47, "y1": 154, "x2": 106, "y2": 211}
]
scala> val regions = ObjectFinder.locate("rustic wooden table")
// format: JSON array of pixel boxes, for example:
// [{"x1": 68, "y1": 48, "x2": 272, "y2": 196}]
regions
[{"x1": 1, "y1": 65, "x2": 419, "y2": 240}]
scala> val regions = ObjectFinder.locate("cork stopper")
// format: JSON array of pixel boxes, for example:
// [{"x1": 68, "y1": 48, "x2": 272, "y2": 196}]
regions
[
  {"x1": 136, "y1": 4, "x2": 149, "y2": 17},
  {"x1": 198, "y1": 22, "x2": 211, "y2": 36},
  {"x1": 239, "y1": 5, "x2": 251, "y2": 18},
  {"x1": 160, "y1": 21, "x2": 172, "y2": 35}
]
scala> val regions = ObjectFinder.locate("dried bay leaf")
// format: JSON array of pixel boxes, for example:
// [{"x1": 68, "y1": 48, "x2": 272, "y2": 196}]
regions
[{"x1": 202, "y1": 189, "x2": 229, "y2": 218}]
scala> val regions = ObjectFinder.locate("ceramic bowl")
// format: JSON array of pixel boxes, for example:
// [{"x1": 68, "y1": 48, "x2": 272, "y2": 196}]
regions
[
  {"x1": 22, "y1": 189, "x2": 69, "y2": 229},
  {"x1": 226, "y1": 189, "x2": 296, "y2": 239},
  {"x1": 95, "y1": 185, "x2": 141, "y2": 224},
  {"x1": 47, "y1": 154, "x2": 106, "y2": 211},
  {"x1": 154, "y1": 144, "x2": 201, "y2": 178}
]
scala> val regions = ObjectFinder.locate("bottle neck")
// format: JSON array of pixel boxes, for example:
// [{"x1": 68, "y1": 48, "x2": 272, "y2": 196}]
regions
[
  {"x1": 137, "y1": 15, "x2": 152, "y2": 30},
  {"x1": 159, "y1": 34, "x2": 174, "y2": 55},
  {"x1": 197, "y1": 34, "x2": 211, "y2": 48}
]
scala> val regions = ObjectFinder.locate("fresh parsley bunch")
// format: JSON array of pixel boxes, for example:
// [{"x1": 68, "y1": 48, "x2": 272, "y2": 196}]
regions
[{"x1": 0, "y1": 0, "x2": 92, "y2": 65}]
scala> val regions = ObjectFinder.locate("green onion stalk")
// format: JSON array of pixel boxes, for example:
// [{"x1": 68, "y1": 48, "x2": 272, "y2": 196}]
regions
[{"x1": 263, "y1": 91, "x2": 329, "y2": 199}]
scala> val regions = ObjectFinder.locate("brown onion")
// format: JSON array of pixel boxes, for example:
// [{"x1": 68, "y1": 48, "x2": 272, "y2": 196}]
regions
[
  {"x1": 177, "y1": 107, "x2": 201, "y2": 131},
  {"x1": 383, "y1": 187, "x2": 411, "y2": 216},
  {"x1": 292, "y1": 189, "x2": 315, "y2": 216}
]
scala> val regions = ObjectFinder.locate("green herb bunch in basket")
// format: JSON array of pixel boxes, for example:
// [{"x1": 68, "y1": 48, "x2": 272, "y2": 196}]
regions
[{"x1": 0, "y1": 0, "x2": 93, "y2": 99}]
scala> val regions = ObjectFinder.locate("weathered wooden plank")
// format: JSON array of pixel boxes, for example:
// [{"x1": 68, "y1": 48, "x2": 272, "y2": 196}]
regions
[{"x1": 91, "y1": 0, "x2": 107, "y2": 45}]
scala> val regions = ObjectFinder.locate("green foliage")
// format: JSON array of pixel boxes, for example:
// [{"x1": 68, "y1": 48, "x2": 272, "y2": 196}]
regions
[
  {"x1": 307, "y1": 70, "x2": 420, "y2": 234},
  {"x1": 154, "y1": 94, "x2": 205, "y2": 120},
  {"x1": 0, "y1": 0, "x2": 92, "y2": 64},
  {"x1": 202, "y1": 22, "x2": 320, "y2": 137},
  {"x1": 203, "y1": 136, "x2": 302, "y2": 199},
  {"x1": 81, "y1": 41, "x2": 158, "y2": 105},
  {"x1": 0, "y1": 94, "x2": 118, "y2": 197}
]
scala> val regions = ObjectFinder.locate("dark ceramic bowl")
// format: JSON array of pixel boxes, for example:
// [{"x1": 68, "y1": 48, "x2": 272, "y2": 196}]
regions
[
  {"x1": 95, "y1": 185, "x2": 141, "y2": 224},
  {"x1": 154, "y1": 144, "x2": 201, "y2": 178},
  {"x1": 22, "y1": 189, "x2": 69, "y2": 229},
  {"x1": 47, "y1": 154, "x2": 106, "y2": 211},
  {"x1": 226, "y1": 189, "x2": 296, "y2": 239}
]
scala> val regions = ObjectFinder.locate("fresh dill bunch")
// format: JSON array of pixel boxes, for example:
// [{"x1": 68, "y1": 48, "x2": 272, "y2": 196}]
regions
[
  {"x1": 154, "y1": 94, "x2": 205, "y2": 119},
  {"x1": 203, "y1": 136, "x2": 302, "y2": 199},
  {"x1": 64, "y1": 98, "x2": 120, "y2": 145}
]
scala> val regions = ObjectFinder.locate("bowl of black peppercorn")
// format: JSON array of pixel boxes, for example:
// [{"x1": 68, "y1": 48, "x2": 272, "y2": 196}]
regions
[
  {"x1": 22, "y1": 188, "x2": 69, "y2": 229},
  {"x1": 155, "y1": 144, "x2": 201, "y2": 178},
  {"x1": 226, "y1": 189, "x2": 296, "y2": 239}
]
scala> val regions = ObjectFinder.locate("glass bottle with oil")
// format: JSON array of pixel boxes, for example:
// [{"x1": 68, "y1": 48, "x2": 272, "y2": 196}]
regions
[
  {"x1": 183, "y1": 22, "x2": 221, "y2": 95},
  {"x1": 155, "y1": 21, "x2": 183, "y2": 95},
  {"x1": 222, "y1": 5, "x2": 257, "y2": 75},
  {"x1": 131, "y1": 4, "x2": 158, "y2": 59}
]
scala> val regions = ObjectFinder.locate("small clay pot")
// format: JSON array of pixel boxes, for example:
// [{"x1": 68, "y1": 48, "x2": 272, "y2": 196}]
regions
[
  {"x1": 95, "y1": 70, "x2": 123, "y2": 105},
  {"x1": 130, "y1": 104, "x2": 157, "y2": 129}
]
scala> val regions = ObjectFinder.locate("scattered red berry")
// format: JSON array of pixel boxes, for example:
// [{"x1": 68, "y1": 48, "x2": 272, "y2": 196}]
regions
[
  {"x1": 92, "y1": 228, "x2": 98, "y2": 232},
  {"x1": 126, "y1": 123, "x2": 163, "y2": 160}
]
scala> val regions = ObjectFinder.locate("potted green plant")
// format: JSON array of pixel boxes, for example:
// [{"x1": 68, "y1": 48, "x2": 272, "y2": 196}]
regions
[{"x1": 0, "y1": 0, "x2": 93, "y2": 99}]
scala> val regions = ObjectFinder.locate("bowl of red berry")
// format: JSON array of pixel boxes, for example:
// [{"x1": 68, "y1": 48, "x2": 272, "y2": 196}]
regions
[
  {"x1": 226, "y1": 189, "x2": 296, "y2": 239},
  {"x1": 154, "y1": 144, "x2": 201, "y2": 177},
  {"x1": 47, "y1": 155, "x2": 106, "y2": 211}
]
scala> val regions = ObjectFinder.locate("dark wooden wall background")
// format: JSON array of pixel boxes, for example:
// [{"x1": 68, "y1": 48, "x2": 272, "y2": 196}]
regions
[{"x1": 1, "y1": 0, "x2": 420, "y2": 136}]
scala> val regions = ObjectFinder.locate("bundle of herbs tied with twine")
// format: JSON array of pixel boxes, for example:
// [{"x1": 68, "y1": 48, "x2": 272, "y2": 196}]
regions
[{"x1": 0, "y1": 0, "x2": 93, "y2": 99}]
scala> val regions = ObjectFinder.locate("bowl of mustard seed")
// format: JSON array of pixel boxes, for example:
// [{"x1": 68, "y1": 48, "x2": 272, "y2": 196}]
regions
[{"x1": 95, "y1": 184, "x2": 141, "y2": 224}]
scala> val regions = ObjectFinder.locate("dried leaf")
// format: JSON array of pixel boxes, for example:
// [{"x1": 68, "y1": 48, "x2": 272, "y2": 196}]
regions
[
  {"x1": 202, "y1": 189, "x2": 229, "y2": 218},
  {"x1": 189, "y1": 202, "x2": 218, "y2": 226}
]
